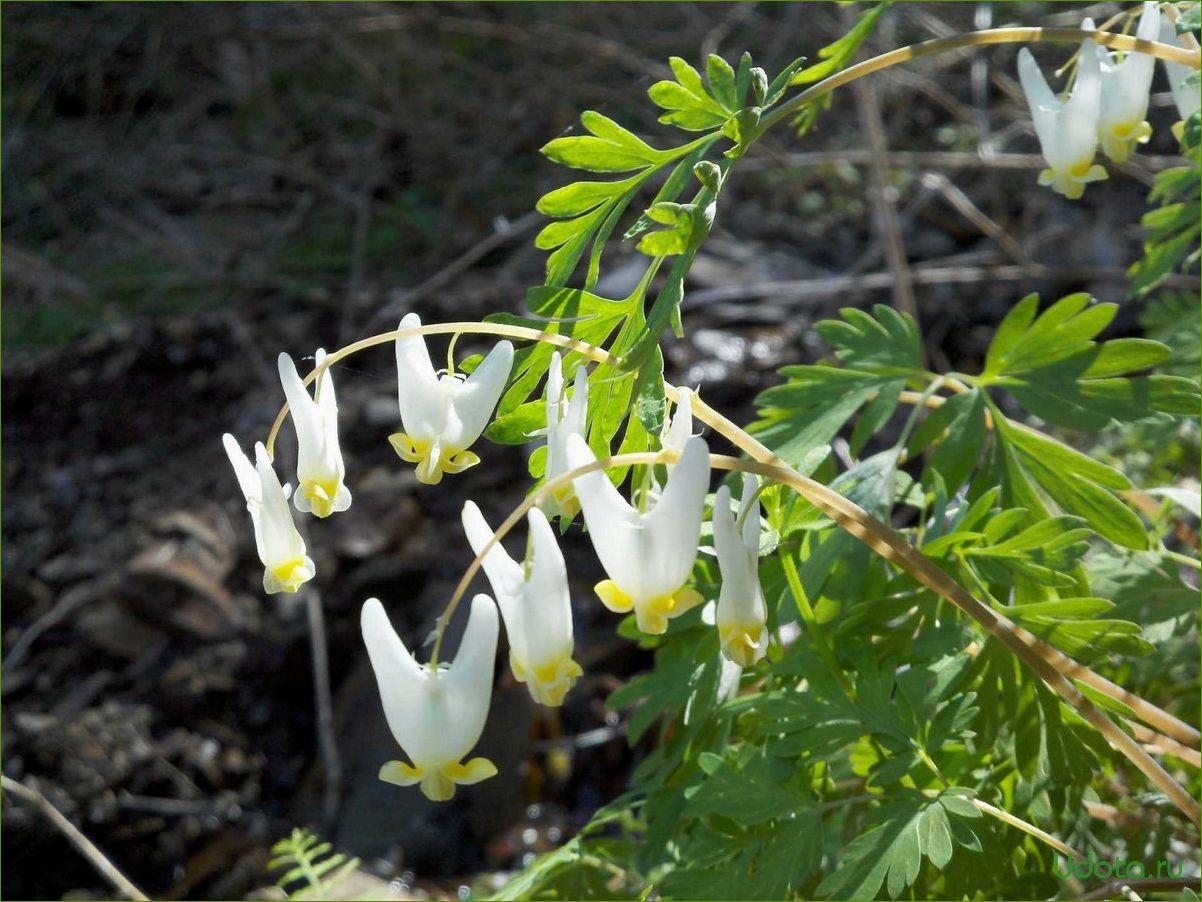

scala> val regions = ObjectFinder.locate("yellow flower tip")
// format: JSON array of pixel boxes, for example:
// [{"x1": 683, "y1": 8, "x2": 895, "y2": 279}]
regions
[
  {"x1": 719, "y1": 623, "x2": 766, "y2": 668},
  {"x1": 549, "y1": 485, "x2": 580, "y2": 520},
  {"x1": 390, "y1": 433, "x2": 480, "y2": 484},
  {"x1": 594, "y1": 579, "x2": 633, "y2": 613},
  {"x1": 378, "y1": 757, "x2": 497, "y2": 801},
  {"x1": 388, "y1": 432, "x2": 428, "y2": 464},
  {"x1": 301, "y1": 479, "x2": 341, "y2": 518},
  {"x1": 516, "y1": 653, "x2": 583, "y2": 707},
  {"x1": 267, "y1": 558, "x2": 312, "y2": 593}
]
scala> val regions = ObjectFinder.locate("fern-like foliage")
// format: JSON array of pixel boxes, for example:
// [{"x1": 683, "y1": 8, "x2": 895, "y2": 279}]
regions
[{"x1": 268, "y1": 828, "x2": 360, "y2": 900}]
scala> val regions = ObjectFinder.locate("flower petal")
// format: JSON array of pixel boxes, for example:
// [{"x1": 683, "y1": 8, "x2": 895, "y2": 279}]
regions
[
  {"x1": 395, "y1": 313, "x2": 444, "y2": 441},
  {"x1": 447, "y1": 340, "x2": 514, "y2": 449}
]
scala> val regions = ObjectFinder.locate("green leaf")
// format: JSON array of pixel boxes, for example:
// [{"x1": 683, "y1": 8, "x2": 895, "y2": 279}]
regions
[
  {"x1": 542, "y1": 111, "x2": 668, "y2": 172},
  {"x1": 791, "y1": 2, "x2": 893, "y2": 85},
  {"x1": 485, "y1": 400, "x2": 545, "y2": 445},
  {"x1": 911, "y1": 388, "x2": 987, "y2": 494},
  {"x1": 816, "y1": 304, "x2": 923, "y2": 373},
  {"x1": 649, "y1": 56, "x2": 732, "y2": 131}
]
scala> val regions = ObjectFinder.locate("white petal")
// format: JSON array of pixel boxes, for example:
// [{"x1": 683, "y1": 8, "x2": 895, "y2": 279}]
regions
[
  {"x1": 643, "y1": 436, "x2": 710, "y2": 594},
  {"x1": 546, "y1": 351, "x2": 565, "y2": 429},
  {"x1": 360, "y1": 598, "x2": 425, "y2": 754},
  {"x1": 278, "y1": 353, "x2": 325, "y2": 480},
  {"x1": 447, "y1": 340, "x2": 514, "y2": 449},
  {"x1": 439, "y1": 594, "x2": 499, "y2": 763},
  {"x1": 461, "y1": 501, "x2": 524, "y2": 602},
  {"x1": 223, "y1": 434, "x2": 260, "y2": 504},
  {"x1": 1161, "y1": 17, "x2": 1202, "y2": 121},
  {"x1": 253, "y1": 442, "x2": 307, "y2": 566},
  {"x1": 523, "y1": 507, "x2": 574, "y2": 661},
  {"x1": 1018, "y1": 48, "x2": 1061, "y2": 150},
  {"x1": 565, "y1": 434, "x2": 641, "y2": 587},
  {"x1": 567, "y1": 365, "x2": 589, "y2": 431},
  {"x1": 395, "y1": 313, "x2": 444, "y2": 441},
  {"x1": 662, "y1": 388, "x2": 694, "y2": 453},
  {"x1": 739, "y1": 474, "x2": 761, "y2": 550}
]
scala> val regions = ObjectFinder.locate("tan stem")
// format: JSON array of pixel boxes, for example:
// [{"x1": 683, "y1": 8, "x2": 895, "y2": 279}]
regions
[{"x1": 762, "y1": 26, "x2": 1200, "y2": 133}]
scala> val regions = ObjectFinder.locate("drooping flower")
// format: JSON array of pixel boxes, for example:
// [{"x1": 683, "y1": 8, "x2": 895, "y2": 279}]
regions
[
  {"x1": 1087, "y1": 4, "x2": 1160, "y2": 162},
  {"x1": 390, "y1": 312, "x2": 514, "y2": 485},
  {"x1": 661, "y1": 387, "x2": 695, "y2": 453},
  {"x1": 713, "y1": 476, "x2": 768, "y2": 667},
  {"x1": 566, "y1": 433, "x2": 710, "y2": 635},
  {"x1": 278, "y1": 350, "x2": 351, "y2": 518},
  {"x1": 542, "y1": 351, "x2": 589, "y2": 519},
  {"x1": 1018, "y1": 37, "x2": 1107, "y2": 198},
  {"x1": 461, "y1": 501, "x2": 581, "y2": 706},
  {"x1": 223, "y1": 435, "x2": 315, "y2": 594},
  {"x1": 1160, "y1": 16, "x2": 1202, "y2": 123},
  {"x1": 361, "y1": 595, "x2": 499, "y2": 801}
]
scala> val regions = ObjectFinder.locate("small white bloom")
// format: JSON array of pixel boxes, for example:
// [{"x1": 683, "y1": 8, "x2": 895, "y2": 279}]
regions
[
  {"x1": 361, "y1": 595, "x2": 499, "y2": 801},
  {"x1": 1161, "y1": 16, "x2": 1202, "y2": 123},
  {"x1": 713, "y1": 477, "x2": 768, "y2": 667},
  {"x1": 223, "y1": 435, "x2": 315, "y2": 594},
  {"x1": 461, "y1": 501, "x2": 582, "y2": 706},
  {"x1": 278, "y1": 350, "x2": 351, "y2": 518},
  {"x1": 1087, "y1": 5, "x2": 1160, "y2": 162},
  {"x1": 390, "y1": 312, "x2": 514, "y2": 485},
  {"x1": 542, "y1": 351, "x2": 589, "y2": 519},
  {"x1": 567, "y1": 433, "x2": 710, "y2": 635},
  {"x1": 1018, "y1": 37, "x2": 1107, "y2": 199},
  {"x1": 661, "y1": 388, "x2": 695, "y2": 453}
]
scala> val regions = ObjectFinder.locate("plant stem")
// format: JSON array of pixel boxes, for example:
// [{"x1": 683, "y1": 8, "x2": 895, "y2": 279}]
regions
[
  {"x1": 760, "y1": 26, "x2": 1200, "y2": 135},
  {"x1": 778, "y1": 548, "x2": 855, "y2": 696}
]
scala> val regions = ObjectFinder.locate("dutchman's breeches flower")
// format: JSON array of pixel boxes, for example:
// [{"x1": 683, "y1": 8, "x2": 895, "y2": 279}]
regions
[
  {"x1": 1089, "y1": 4, "x2": 1159, "y2": 162},
  {"x1": 660, "y1": 387, "x2": 696, "y2": 454},
  {"x1": 462, "y1": 501, "x2": 582, "y2": 706},
  {"x1": 567, "y1": 433, "x2": 710, "y2": 635},
  {"x1": 390, "y1": 312, "x2": 514, "y2": 485},
  {"x1": 1018, "y1": 35, "x2": 1106, "y2": 199},
  {"x1": 361, "y1": 595, "x2": 499, "y2": 801},
  {"x1": 713, "y1": 477, "x2": 768, "y2": 667},
  {"x1": 223, "y1": 435, "x2": 316, "y2": 594},
  {"x1": 542, "y1": 351, "x2": 589, "y2": 520},
  {"x1": 278, "y1": 349, "x2": 351, "y2": 518}
]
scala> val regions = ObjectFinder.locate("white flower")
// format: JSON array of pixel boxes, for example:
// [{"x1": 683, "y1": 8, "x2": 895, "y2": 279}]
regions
[
  {"x1": 542, "y1": 351, "x2": 589, "y2": 519},
  {"x1": 713, "y1": 477, "x2": 768, "y2": 667},
  {"x1": 1088, "y1": 5, "x2": 1160, "y2": 162},
  {"x1": 661, "y1": 388, "x2": 695, "y2": 453},
  {"x1": 360, "y1": 595, "x2": 499, "y2": 801},
  {"x1": 390, "y1": 312, "x2": 514, "y2": 485},
  {"x1": 278, "y1": 350, "x2": 351, "y2": 518},
  {"x1": 1018, "y1": 38, "x2": 1107, "y2": 199},
  {"x1": 461, "y1": 501, "x2": 581, "y2": 706},
  {"x1": 566, "y1": 433, "x2": 710, "y2": 635},
  {"x1": 223, "y1": 435, "x2": 315, "y2": 594},
  {"x1": 1161, "y1": 16, "x2": 1202, "y2": 123}
]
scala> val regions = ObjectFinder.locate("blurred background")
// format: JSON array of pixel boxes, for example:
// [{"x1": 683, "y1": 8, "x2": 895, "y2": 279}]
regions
[{"x1": 2, "y1": 3, "x2": 1196, "y2": 899}]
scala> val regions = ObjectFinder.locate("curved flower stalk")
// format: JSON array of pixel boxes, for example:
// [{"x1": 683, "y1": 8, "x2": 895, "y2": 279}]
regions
[
  {"x1": 1088, "y1": 3, "x2": 1160, "y2": 162},
  {"x1": 360, "y1": 595, "x2": 499, "y2": 801},
  {"x1": 713, "y1": 476, "x2": 768, "y2": 667},
  {"x1": 390, "y1": 312, "x2": 514, "y2": 485},
  {"x1": 222, "y1": 435, "x2": 315, "y2": 594},
  {"x1": 567, "y1": 434, "x2": 710, "y2": 635},
  {"x1": 542, "y1": 351, "x2": 589, "y2": 519},
  {"x1": 1018, "y1": 36, "x2": 1106, "y2": 198},
  {"x1": 278, "y1": 350, "x2": 351, "y2": 518},
  {"x1": 1161, "y1": 16, "x2": 1202, "y2": 122},
  {"x1": 461, "y1": 501, "x2": 581, "y2": 706}
]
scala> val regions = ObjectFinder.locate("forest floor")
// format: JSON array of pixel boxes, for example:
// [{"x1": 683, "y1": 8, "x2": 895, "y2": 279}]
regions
[{"x1": 2, "y1": 3, "x2": 1195, "y2": 898}]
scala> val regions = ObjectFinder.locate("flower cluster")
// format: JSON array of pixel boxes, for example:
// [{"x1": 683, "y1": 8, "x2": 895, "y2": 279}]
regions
[
  {"x1": 1019, "y1": 4, "x2": 1196, "y2": 199},
  {"x1": 224, "y1": 320, "x2": 771, "y2": 801}
]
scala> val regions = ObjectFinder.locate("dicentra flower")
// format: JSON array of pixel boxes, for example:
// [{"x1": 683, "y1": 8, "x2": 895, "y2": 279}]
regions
[
  {"x1": 390, "y1": 312, "x2": 513, "y2": 485},
  {"x1": 1088, "y1": 4, "x2": 1160, "y2": 162},
  {"x1": 661, "y1": 387, "x2": 695, "y2": 453},
  {"x1": 223, "y1": 435, "x2": 315, "y2": 594},
  {"x1": 462, "y1": 501, "x2": 581, "y2": 706},
  {"x1": 361, "y1": 595, "x2": 499, "y2": 801},
  {"x1": 278, "y1": 350, "x2": 351, "y2": 518},
  {"x1": 542, "y1": 351, "x2": 589, "y2": 519},
  {"x1": 1018, "y1": 36, "x2": 1107, "y2": 198},
  {"x1": 713, "y1": 476, "x2": 768, "y2": 667},
  {"x1": 567, "y1": 433, "x2": 710, "y2": 635}
]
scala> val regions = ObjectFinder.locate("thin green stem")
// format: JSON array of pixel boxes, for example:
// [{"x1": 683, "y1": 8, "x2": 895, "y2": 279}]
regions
[
  {"x1": 1165, "y1": 549, "x2": 1202, "y2": 571},
  {"x1": 777, "y1": 548, "x2": 854, "y2": 696}
]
